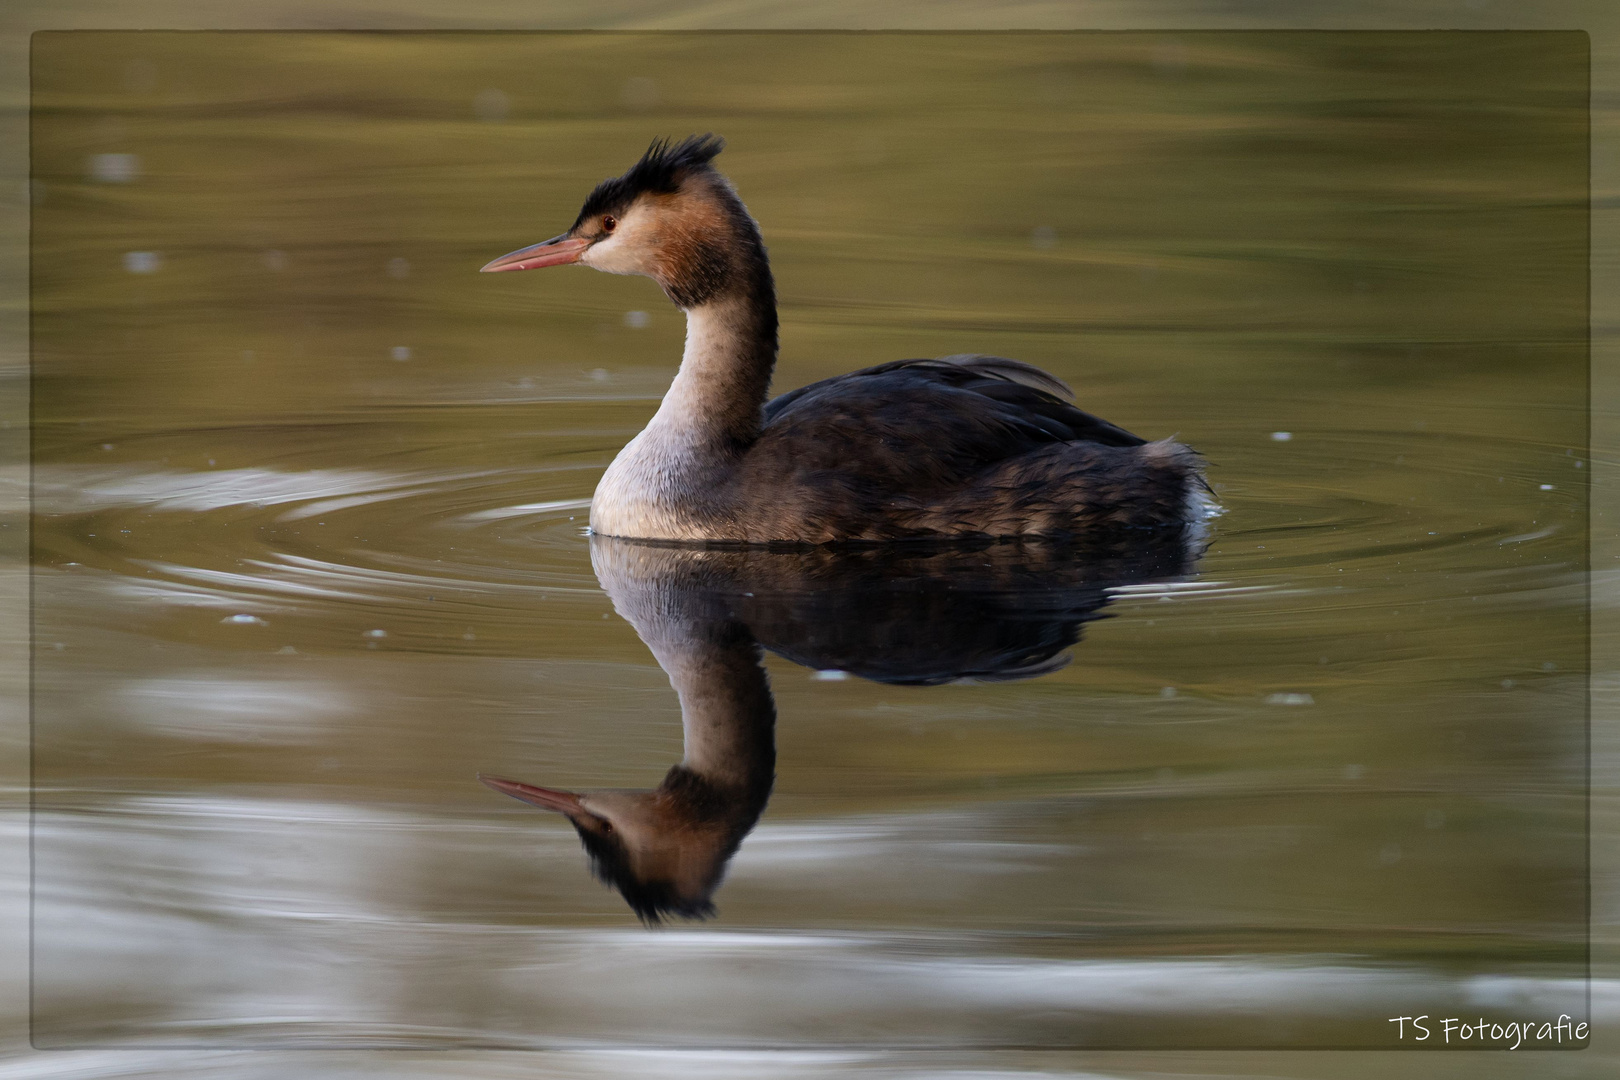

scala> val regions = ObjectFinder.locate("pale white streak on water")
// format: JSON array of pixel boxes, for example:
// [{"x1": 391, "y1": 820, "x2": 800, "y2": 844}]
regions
[
  {"x1": 275, "y1": 491, "x2": 440, "y2": 521},
  {"x1": 31, "y1": 465, "x2": 599, "y2": 522},
  {"x1": 1498, "y1": 526, "x2": 1558, "y2": 545},
  {"x1": 259, "y1": 553, "x2": 602, "y2": 596},
  {"x1": 460, "y1": 497, "x2": 595, "y2": 522},
  {"x1": 130, "y1": 560, "x2": 391, "y2": 604},
  {"x1": 106, "y1": 575, "x2": 290, "y2": 613},
  {"x1": 1104, "y1": 580, "x2": 1274, "y2": 600},
  {"x1": 1104, "y1": 579, "x2": 1236, "y2": 594},
  {"x1": 37, "y1": 564, "x2": 297, "y2": 617},
  {"x1": 29, "y1": 795, "x2": 1607, "y2": 1050},
  {"x1": 34, "y1": 467, "x2": 424, "y2": 513},
  {"x1": 734, "y1": 816, "x2": 1070, "y2": 871},
  {"x1": 112, "y1": 676, "x2": 354, "y2": 743}
]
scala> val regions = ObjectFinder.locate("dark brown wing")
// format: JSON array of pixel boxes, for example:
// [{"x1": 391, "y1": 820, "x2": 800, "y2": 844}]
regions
[{"x1": 755, "y1": 355, "x2": 1146, "y2": 495}]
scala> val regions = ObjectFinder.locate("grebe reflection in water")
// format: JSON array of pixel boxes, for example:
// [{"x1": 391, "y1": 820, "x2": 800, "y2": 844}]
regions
[
  {"x1": 481, "y1": 135, "x2": 1214, "y2": 543},
  {"x1": 480, "y1": 531, "x2": 1198, "y2": 923}
]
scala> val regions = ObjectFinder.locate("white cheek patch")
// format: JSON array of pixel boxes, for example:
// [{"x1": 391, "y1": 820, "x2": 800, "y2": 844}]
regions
[
  {"x1": 581, "y1": 237, "x2": 632, "y2": 274},
  {"x1": 580, "y1": 205, "x2": 658, "y2": 276}
]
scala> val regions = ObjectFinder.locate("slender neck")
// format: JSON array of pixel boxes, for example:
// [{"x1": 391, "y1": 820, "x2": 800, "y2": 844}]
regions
[{"x1": 647, "y1": 227, "x2": 778, "y2": 453}]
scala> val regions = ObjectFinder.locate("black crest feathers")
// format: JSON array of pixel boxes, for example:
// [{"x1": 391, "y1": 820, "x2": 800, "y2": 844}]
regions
[{"x1": 575, "y1": 134, "x2": 727, "y2": 225}]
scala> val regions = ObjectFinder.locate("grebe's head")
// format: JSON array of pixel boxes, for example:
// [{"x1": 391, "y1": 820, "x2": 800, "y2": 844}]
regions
[
  {"x1": 481, "y1": 134, "x2": 765, "y2": 309},
  {"x1": 479, "y1": 766, "x2": 758, "y2": 923}
]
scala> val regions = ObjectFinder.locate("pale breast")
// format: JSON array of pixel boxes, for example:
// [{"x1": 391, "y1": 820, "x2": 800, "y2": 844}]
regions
[{"x1": 590, "y1": 429, "x2": 729, "y2": 541}]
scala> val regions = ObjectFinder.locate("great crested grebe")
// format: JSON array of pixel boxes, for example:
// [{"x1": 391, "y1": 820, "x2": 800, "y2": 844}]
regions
[{"x1": 482, "y1": 135, "x2": 1210, "y2": 544}]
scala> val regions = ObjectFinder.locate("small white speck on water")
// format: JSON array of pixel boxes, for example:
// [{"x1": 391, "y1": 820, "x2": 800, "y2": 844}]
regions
[
  {"x1": 101, "y1": 443, "x2": 114, "y2": 451},
  {"x1": 463, "y1": 632, "x2": 476, "y2": 641},
  {"x1": 391, "y1": 346, "x2": 412, "y2": 361},
  {"x1": 242, "y1": 350, "x2": 255, "y2": 362},
  {"x1": 1160, "y1": 686, "x2": 1177, "y2": 699},
  {"x1": 363, "y1": 629, "x2": 387, "y2": 638},
  {"x1": 206, "y1": 458, "x2": 216, "y2": 466},
  {"x1": 590, "y1": 368, "x2": 610, "y2": 381},
  {"x1": 1539, "y1": 484, "x2": 1554, "y2": 491},
  {"x1": 1542, "y1": 661, "x2": 1556, "y2": 671},
  {"x1": 89, "y1": 153, "x2": 140, "y2": 183},
  {"x1": 1342, "y1": 764, "x2": 1364, "y2": 780},
  {"x1": 1270, "y1": 431, "x2": 1292, "y2": 442},
  {"x1": 224, "y1": 614, "x2": 266, "y2": 626},
  {"x1": 812, "y1": 670, "x2": 850, "y2": 681},
  {"x1": 277, "y1": 645, "x2": 298, "y2": 655},
  {"x1": 1267, "y1": 692, "x2": 1315, "y2": 706},
  {"x1": 624, "y1": 310, "x2": 650, "y2": 328},
  {"x1": 123, "y1": 251, "x2": 160, "y2": 274},
  {"x1": 262, "y1": 249, "x2": 287, "y2": 271},
  {"x1": 473, "y1": 87, "x2": 510, "y2": 122},
  {"x1": 1379, "y1": 844, "x2": 1402, "y2": 866},
  {"x1": 1030, "y1": 225, "x2": 1057, "y2": 249},
  {"x1": 1501, "y1": 678, "x2": 1515, "y2": 689},
  {"x1": 387, "y1": 257, "x2": 410, "y2": 279}
]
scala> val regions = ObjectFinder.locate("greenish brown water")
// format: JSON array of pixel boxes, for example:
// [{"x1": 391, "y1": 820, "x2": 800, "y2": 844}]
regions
[{"x1": 29, "y1": 31, "x2": 1588, "y2": 1048}]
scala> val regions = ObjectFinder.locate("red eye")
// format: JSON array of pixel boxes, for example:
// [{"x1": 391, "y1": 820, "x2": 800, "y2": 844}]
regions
[{"x1": 602, "y1": 215, "x2": 617, "y2": 233}]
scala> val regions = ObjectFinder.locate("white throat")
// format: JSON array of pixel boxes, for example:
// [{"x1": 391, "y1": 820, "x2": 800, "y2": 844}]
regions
[
  {"x1": 655, "y1": 296, "x2": 755, "y2": 436},
  {"x1": 589, "y1": 296, "x2": 757, "y2": 539}
]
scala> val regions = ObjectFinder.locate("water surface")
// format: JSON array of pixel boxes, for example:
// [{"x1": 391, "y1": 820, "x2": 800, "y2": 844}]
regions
[{"x1": 29, "y1": 31, "x2": 1588, "y2": 1048}]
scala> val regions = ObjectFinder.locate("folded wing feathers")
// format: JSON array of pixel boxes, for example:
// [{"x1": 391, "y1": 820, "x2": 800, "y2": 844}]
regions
[{"x1": 934, "y1": 354, "x2": 1075, "y2": 402}]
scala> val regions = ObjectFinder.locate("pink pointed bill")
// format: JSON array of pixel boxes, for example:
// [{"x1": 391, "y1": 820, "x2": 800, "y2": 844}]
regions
[
  {"x1": 479, "y1": 235, "x2": 591, "y2": 273},
  {"x1": 478, "y1": 774, "x2": 585, "y2": 813}
]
